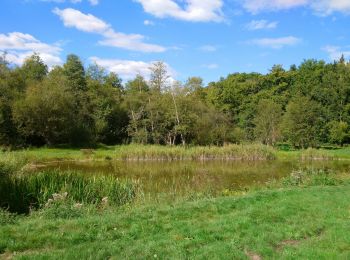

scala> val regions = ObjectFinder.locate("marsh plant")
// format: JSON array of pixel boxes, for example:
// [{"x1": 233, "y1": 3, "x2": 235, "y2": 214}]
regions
[
  {"x1": 0, "y1": 160, "x2": 138, "y2": 214},
  {"x1": 282, "y1": 168, "x2": 340, "y2": 186},
  {"x1": 116, "y1": 144, "x2": 276, "y2": 161}
]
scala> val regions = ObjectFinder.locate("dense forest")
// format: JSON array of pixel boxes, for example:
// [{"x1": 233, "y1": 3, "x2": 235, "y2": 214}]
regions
[{"x1": 0, "y1": 53, "x2": 349, "y2": 148}]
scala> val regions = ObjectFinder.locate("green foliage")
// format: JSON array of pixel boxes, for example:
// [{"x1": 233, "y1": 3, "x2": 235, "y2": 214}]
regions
[
  {"x1": 253, "y1": 99, "x2": 282, "y2": 145},
  {"x1": 20, "y1": 53, "x2": 48, "y2": 82},
  {"x1": 328, "y1": 121, "x2": 349, "y2": 145},
  {"x1": 281, "y1": 96, "x2": 323, "y2": 148},
  {"x1": 0, "y1": 54, "x2": 350, "y2": 148},
  {"x1": 63, "y1": 54, "x2": 87, "y2": 92},
  {"x1": 13, "y1": 80, "x2": 75, "y2": 145}
]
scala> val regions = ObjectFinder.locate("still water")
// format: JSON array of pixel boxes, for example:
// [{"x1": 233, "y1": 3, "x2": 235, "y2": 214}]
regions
[{"x1": 36, "y1": 159, "x2": 350, "y2": 198}]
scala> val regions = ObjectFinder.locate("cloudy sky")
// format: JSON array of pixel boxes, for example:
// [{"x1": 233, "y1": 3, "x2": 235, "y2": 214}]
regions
[{"x1": 1, "y1": 0, "x2": 350, "y2": 83}]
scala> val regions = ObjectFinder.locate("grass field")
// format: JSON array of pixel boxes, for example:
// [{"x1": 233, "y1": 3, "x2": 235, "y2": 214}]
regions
[{"x1": 1, "y1": 183, "x2": 350, "y2": 259}]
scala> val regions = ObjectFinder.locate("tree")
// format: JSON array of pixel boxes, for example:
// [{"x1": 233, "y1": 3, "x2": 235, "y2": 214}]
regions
[
  {"x1": 13, "y1": 80, "x2": 75, "y2": 146},
  {"x1": 185, "y1": 77, "x2": 205, "y2": 100},
  {"x1": 149, "y1": 61, "x2": 169, "y2": 92},
  {"x1": 147, "y1": 61, "x2": 171, "y2": 143},
  {"x1": 1, "y1": 51, "x2": 350, "y2": 148},
  {"x1": 328, "y1": 121, "x2": 349, "y2": 146},
  {"x1": 105, "y1": 72, "x2": 123, "y2": 90},
  {"x1": 63, "y1": 54, "x2": 87, "y2": 92},
  {"x1": 0, "y1": 56, "x2": 23, "y2": 145},
  {"x1": 86, "y1": 62, "x2": 106, "y2": 84},
  {"x1": 90, "y1": 84, "x2": 128, "y2": 145},
  {"x1": 0, "y1": 52, "x2": 10, "y2": 77},
  {"x1": 21, "y1": 54, "x2": 48, "y2": 82},
  {"x1": 125, "y1": 74, "x2": 149, "y2": 93},
  {"x1": 124, "y1": 75, "x2": 150, "y2": 144},
  {"x1": 253, "y1": 99, "x2": 282, "y2": 145},
  {"x1": 281, "y1": 96, "x2": 323, "y2": 148},
  {"x1": 63, "y1": 55, "x2": 95, "y2": 145}
]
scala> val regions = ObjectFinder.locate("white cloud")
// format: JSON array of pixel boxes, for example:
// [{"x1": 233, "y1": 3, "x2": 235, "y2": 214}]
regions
[
  {"x1": 53, "y1": 8, "x2": 108, "y2": 33},
  {"x1": 198, "y1": 45, "x2": 217, "y2": 52},
  {"x1": 40, "y1": 0, "x2": 98, "y2": 5},
  {"x1": 245, "y1": 20, "x2": 278, "y2": 30},
  {"x1": 53, "y1": 8, "x2": 166, "y2": 52},
  {"x1": 242, "y1": 0, "x2": 307, "y2": 14},
  {"x1": 242, "y1": 0, "x2": 350, "y2": 15},
  {"x1": 311, "y1": 0, "x2": 350, "y2": 15},
  {"x1": 322, "y1": 45, "x2": 350, "y2": 61},
  {"x1": 134, "y1": 0, "x2": 224, "y2": 22},
  {"x1": 144, "y1": 20, "x2": 155, "y2": 26},
  {"x1": 0, "y1": 32, "x2": 62, "y2": 67},
  {"x1": 248, "y1": 36, "x2": 301, "y2": 49},
  {"x1": 202, "y1": 63, "x2": 219, "y2": 69},
  {"x1": 88, "y1": 0, "x2": 99, "y2": 5},
  {"x1": 90, "y1": 57, "x2": 175, "y2": 80}
]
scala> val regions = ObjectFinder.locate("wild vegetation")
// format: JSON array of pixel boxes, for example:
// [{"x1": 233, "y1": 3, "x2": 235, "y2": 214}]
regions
[
  {"x1": 1, "y1": 144, "x2": 276, "y2": 163},
  {"x1": 1, "y1": 53, "x2": 350, "y2": 149},
  {"x1": 0, "y1": 156, "x2": 137, "y2": 214}
]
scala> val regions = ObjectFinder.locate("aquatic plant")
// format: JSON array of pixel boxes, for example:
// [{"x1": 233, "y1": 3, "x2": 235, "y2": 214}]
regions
[{"x1": 0, "y1": 166, "x2": 137, "y2": 214}]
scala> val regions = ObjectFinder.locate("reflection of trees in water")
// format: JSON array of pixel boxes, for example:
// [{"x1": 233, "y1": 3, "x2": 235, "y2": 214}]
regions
[{"x1": 35, "y1": 160, "x2": 350, "y2": 197}]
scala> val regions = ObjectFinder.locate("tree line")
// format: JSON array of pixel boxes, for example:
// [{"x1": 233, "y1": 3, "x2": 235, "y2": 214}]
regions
[{"x1": 0, "y1": 53, "x2": 349, "y2": 148}]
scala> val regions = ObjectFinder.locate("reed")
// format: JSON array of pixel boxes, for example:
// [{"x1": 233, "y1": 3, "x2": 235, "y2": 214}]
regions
[
  {"x1": 0, "y1": 166, "x2": 137, "y2": 214},
  {"x1": 115, "y1": 144, "x2": 276, "y2": 161}
]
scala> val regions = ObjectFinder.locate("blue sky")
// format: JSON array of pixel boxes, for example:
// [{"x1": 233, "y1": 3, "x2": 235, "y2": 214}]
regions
[{"x1": 1, "y1": 0, "x2": 350, "y2": 83}]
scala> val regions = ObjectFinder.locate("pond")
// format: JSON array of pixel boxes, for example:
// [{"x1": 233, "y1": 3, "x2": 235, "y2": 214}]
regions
[{"x1": 35, "y1": 159, "x2": 350, "y2": 200}]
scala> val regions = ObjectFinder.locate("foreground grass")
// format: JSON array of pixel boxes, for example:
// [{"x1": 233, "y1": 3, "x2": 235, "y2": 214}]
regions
[{"x1": 1, "y1": 184, "x2": 350, "y2": 259}]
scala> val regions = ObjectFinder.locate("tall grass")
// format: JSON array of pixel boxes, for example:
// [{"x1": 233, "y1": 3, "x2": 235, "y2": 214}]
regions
[
  {"x1": 300, "y1": 148, "x2": 337, "y2": 161},
  {"x1": 2, "y1": 144, "x2": 276, "y2": 162},
  {"x1": 116, "y1": 144, "x2": 276, "y2": 161},
  {"x1": 0, "y1": 160, "x2": 137, "y2": 214}
]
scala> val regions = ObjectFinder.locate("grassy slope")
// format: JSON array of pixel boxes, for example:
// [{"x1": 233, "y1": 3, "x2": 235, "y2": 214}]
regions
[{"x1": 1, "y1": 184, "x2": 350, "y2": 259}]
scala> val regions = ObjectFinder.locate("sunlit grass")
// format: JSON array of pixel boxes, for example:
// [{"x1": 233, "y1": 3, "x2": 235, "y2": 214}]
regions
[
  {"x1": 1, "y1": 144, "x2": 277, "y2": 162},
  {"x1": 1, "y1": 184, "x2": 350, "y2": 259}
]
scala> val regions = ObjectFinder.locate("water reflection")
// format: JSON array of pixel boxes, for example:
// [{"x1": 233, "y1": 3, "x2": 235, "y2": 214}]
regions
[{"x1": 36, "y1": 159, "x2": 350, "y2": 198}]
